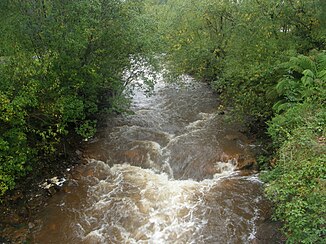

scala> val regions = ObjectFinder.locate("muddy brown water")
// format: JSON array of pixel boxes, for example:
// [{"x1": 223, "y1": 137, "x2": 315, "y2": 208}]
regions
[{"x1": 31, "y1": 79, "x2": 280, "y2": 243}]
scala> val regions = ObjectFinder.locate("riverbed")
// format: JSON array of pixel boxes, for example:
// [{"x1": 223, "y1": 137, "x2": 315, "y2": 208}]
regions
[{"x1": 30, "y1": 78, "x2": 282, "y2": 243}]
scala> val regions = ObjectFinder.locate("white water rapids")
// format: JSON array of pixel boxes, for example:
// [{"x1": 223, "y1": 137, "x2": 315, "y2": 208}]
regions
[{"x1": 31, "y1": 78, "x2": 276, "y2": 243}]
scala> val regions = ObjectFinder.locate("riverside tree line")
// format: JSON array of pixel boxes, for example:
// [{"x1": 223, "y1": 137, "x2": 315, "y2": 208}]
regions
[{"x1": 0, "y1": 0, "x2": 325, "y2": 243}]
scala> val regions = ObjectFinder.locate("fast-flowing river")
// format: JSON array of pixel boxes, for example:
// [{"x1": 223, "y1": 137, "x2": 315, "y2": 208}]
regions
[{"x1": 31, "y1": 78, "x2": 279, "y2": 243}]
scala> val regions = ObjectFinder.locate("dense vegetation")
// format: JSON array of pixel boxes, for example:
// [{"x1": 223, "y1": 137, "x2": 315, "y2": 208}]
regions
[
  {"x1": 0, "y1": 0, "x2": 154, "y2": 196},
  {"x1": 0, "y1": 0, "x2": 325, "y2": 242},
  {"x1": 146, "y1": 0, "x2": 325, "y2": 242}
]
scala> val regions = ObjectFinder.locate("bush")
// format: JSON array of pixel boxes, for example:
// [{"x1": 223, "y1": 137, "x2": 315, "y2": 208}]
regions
[
  {"x1": 0, "y1": 0, "x2": 151, "y2": 197},
  {"x1": 263, "y1": 52, "x2": 326, "y2": 243},
  {"x1": 262, "y1": 123, "x2": 326, "y2": 243}
]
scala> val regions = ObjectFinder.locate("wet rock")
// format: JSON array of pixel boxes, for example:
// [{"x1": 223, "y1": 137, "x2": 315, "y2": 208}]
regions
[
  {"x1": 224, "y1": 134, "x2": 238, "y2": 141},
  {"x1": 85, "y1": 168, "x2": 94, "y2": 177},
  {"x1": 71, "y1": 168, "x2": 83, "y2": 180},
  {"x1": 120, "y1": 142, "x2": 160, "y2": 169},
  {"x1": 75, "y1": 150, "x2": 83, "y2": 156},
  {"x1": 28, "y1": 222, "x2": 35, "y2": 229},
  {"x1": 27, "y1": 195, "x2": 44, "y2": 212},
  {"x1": 39, "y1": 176, "x2": 66, "y2": 192},
  {"x1": 69, "y1": 179, "x2": 80, "y2": 187},
  {"x1": 46, "y1": 187, "x2": 57, "y2": 196},
  {"x1": 0, "y1": 237, "x2": 10, "y2": 244},
  {"x1": 1, "y1": 225, "x2": 29, "y2": 244},
  {"x1": 255, "y1": 221, "x2": 285, "y2": 244},
  {"x1": 219, "y1": 150, "x2": 257, "y2": 170},
  {"x1": 9, "y1": 191, "x2": 23, "y2": 202},
  {"x1": 11, "y1": 226, "x2": 28, "y2": 243},
  {"x1": 2, "y1": 212, "x2": 21, "y2": 225},
  {"x1": 236, "y1": 154, "x2": 257, "y2": 170}
]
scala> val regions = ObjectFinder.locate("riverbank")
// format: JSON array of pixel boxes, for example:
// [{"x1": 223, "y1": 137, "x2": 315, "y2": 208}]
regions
[
  {"x1": 0, "y1": 140, "x2": 86, "y2": 243},
  {"x1": 1, "y1": 83, "x2": 285, "y2": 243}
]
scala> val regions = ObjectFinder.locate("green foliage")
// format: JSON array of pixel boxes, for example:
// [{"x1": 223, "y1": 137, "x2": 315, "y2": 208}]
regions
[
  {"x1": 269, "y1": 53, "x2": 326, "y2": 146},
  {"x1": 274, "y1": 52, "x2": 326, "y2": 113},
  {"x1": 262, "y1": 124, "x2": 326, "y2": 243},
  {"x1": 76, "y1": 120, "x2": 97, "y2": 139},
  {"x1": 0, "y1": 0, "x2": 152, "y2": 196},
  {"x1": 153, "y1": 0, "x2": 235, "y2": 81},
  {"x1": 148, "y1": 1, "x2": 326, "y2": 242},
  {"x1": 268, "y1": 103, "x2": 325, "y2": 147},
  {"x1": 153, "y1": 0, "x2": 325, "y2": 124},
  {"x1": 0, "y1": 1, "x2": 325, "y2": 242},
  {"x1": 263, "y1": 52, "x2": 326, "y2": 243}
]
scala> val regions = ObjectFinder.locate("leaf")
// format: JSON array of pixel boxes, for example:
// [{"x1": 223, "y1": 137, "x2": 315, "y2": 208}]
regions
[
  {"x1": 301, "y1": 70, "x2": 315, "y2": 87},
  {"x1": 316, "y1": 52, "x2": 326, "y2": 71},
  {"x1": 302, "y1": 69, "x2": 315, "y2": 79},
  {"x1": 317, "y1": 70, "x2": 326, "y2": 80},
  {"x1": 273, "y1": 100, "x2": 293, "y2": 113},
  {"x1": 276, "y1": 77, "x2": 293, "y2": 95},
  {"x1": 290, "y1": 55, "x2": 316, "y2": 74}
]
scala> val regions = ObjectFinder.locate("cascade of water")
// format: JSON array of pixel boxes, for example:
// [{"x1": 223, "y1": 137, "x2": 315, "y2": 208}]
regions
[{"x1": 31, "y1": 77, "x2": 273, "y2": 243}]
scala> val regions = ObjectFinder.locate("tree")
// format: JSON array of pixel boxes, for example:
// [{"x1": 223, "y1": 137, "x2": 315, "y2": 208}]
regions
[{"x1": 0, "y1": 0, "x2": 152, "y2": 196}]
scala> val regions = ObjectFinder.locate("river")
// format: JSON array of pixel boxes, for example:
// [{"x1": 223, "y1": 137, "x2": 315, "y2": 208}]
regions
[{"x1": 31, "y1": 77, "x2": 281, "y2": 243}]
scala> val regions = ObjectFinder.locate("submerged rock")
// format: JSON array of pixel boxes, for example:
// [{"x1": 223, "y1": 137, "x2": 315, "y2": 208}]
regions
[
  {"x1": 236, "y1": 154, "x2": 257, "y2": 170},
  {"x1": 219, "y1": 151, "x2": 257, "y2": 170}
]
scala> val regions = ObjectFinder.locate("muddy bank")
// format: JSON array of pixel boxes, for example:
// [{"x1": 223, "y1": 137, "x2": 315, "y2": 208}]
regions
[{"x1": 0, "y1": 139, "x2": 87, "y2": 243}]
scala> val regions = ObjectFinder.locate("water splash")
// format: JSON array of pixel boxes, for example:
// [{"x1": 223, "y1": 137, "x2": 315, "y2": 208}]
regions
[
  {"x1": 76, "y1": 161, "x2": 212, "y2": 243},
  {"x1": 31, "y1": 79, "x2": 272, "y2": 243}
]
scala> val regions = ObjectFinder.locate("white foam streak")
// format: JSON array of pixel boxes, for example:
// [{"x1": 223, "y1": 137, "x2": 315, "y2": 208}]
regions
[{"x1": 75, "y1": 161, "x2": 241, "y2": 243}]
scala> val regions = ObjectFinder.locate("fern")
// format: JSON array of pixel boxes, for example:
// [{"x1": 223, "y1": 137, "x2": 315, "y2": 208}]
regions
[
  {"x1": 274, "y1": 52, "x2": 326, "y2": 114},
  {"x1": 316, "y1": 52, "x2": 326, "y2": 71},
  {"x1": 289, "y1": 55, "x2": 316, "y2": 74},
  {"x1": 273, "y1": 100, "x2": 293, "y2": 113},
  {"x1": 301, "y1": 69, "x2": 315, "y2": 87},
  {"x1": 276, "y1": 76, "x2": 294, "y2": 94},
  {"x1": 317, "y1": 70, "x2": 326, "y2": 80}
]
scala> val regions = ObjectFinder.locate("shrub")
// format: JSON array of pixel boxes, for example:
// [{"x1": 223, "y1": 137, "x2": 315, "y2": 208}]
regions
[{"x1": 263, "y1": 52, "x2": 326, "y2": 243}]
